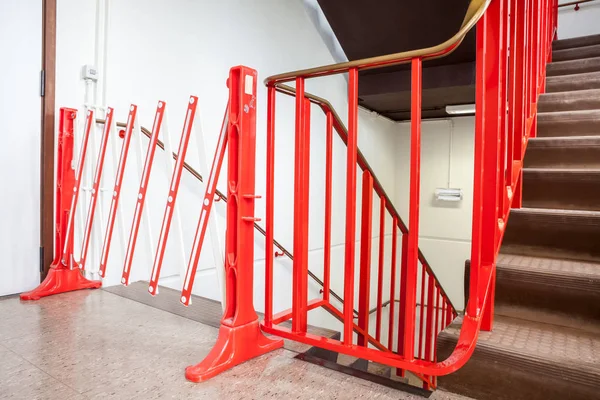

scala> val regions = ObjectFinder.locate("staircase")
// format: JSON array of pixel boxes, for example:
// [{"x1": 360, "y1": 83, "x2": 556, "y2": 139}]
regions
[{"x1": 438, "y1": 33, "x2": 600, "y2": 400}]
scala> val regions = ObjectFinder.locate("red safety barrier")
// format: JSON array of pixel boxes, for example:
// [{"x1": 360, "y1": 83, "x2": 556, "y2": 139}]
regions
[
  {"x1": 148, "y1": 96, "x2": 198, "y2": 295},
  {"x1": 185, "y1": 66, "x2": 283, "y2": 382},
  {"x1": 121, "y1": 101, "x2": 165, "y2": 285},
  {"x1": 99, "y1": 105, "x2": 138, "y2": 278},
  {"x1": 20, "y1": 108, "x2": 101, "y2": 300}
]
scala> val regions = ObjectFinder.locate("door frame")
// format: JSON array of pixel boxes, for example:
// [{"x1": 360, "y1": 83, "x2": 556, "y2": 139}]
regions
[{"x1": 40, "y1": 0, "x2": 56, "y2": 280}]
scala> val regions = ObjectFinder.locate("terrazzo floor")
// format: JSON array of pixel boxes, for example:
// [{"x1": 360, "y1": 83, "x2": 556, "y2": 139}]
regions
[{"x1": 0, "y1": 289, "x2": 472, "y2": 399}]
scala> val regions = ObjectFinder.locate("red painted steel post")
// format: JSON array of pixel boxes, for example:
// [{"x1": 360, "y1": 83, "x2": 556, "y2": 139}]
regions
[
  {"x1": 510, "y1": 0, "x2": 527, "y2": 176},
  {"x1": 79, "y1": 107, "x2": 114, "y2": 270},
  {"x1": 480, "y1": 0, "x2": 505, "y2": 332},
  {"x1": 323, "y1": 111, "x2": 334, "y2": 303},
  {"x1": 185, "y1": 66, "x2": 283, "y2": 383},
  {"x1": 424, "y1": 274, "x2": 435, "y2": 363},
  {"x1": 396, "y1": 230, "x2": 409, "y2": 376},
  {"x1": 99, "y1": 105, "x2": 137, "y2": 278},
  {"x1": 292, "y1": 80, "x2": 310, "y2": 334},
  {"x1": 358, "y1": 171, "x2": 374, "y2": 347},
  {"x1": 343, "y1": 68, "x2": 359, "y2": 345},
  {"x1": 388, "y1": 220, "x2": 398, "y2": 350},
  {"x1": 62, "y1": 110, "x2": 94, "y2": 268},
  {"x1": 180, "y1": 107, "x2": 229, "y2": 306},
  {"x1": 148, "y1": 96, "x2": 198, "y2": 295},
  {"x1": 20, "y1": 109, "x2": 101, "y2": 300},
  {"x1": 375, "y1": 196, "x2": 386, "y2": 341},
  {"x1": 417, "y1": 265, "x2": 426, "y2": 360},
  {"x1": 121, "y1": 101, "x2": 165, "y2": 285},
  {"x1": 265, "y1": 85, "x2": 276, "y2": 324},
  {"x1": 402, "y1": 57, "x2": 422, "y2": 361}
]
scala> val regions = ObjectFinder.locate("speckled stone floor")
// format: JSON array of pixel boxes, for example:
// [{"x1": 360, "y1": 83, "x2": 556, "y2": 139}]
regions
[{"x1": 0, "y1": 289, "x2": 471, "y2": 400}]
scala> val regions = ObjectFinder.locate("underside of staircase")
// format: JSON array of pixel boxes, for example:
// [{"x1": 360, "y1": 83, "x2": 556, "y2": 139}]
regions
[{"x1": 438, "y1": 33, "x2": 600, "y2": 400}]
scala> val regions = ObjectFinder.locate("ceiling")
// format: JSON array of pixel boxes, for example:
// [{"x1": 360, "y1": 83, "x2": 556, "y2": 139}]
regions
[{"x1": 316, "y1": 0, "x2": 477, "y2": 120}]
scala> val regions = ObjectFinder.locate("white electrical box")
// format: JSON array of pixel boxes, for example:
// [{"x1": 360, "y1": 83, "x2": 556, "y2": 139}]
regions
[{"x1": 82, "y1": 64, "x2": 98, "y2": 81}]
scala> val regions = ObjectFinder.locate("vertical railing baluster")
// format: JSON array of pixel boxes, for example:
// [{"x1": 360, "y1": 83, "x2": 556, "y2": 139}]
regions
[
  {"x1": 358, "y1": 171, "x2": 373, "y2": 347},
  {"x1": 418, "y1": 264, "x2": 426, "y2": 360},
  {"x1": 375, "y1": 197, "x2": 386, "y2": 341},
  {"x1": 292, "y1": 79, "x2": 310, "y2": 334},
  {"x1": 323, "y1": 111, "x2": 333, "y2": 303},
  {"x1": 265, "y1": 85, "x2": 276, "y2": 327},
  {"x1": 343, "y1": 68, "x2": 359, "y2": 345},
  {"x1": 424, "y1": 273, "x2": 435, "y2": 362},
  {"x1": 388, "y1": 220, "x2": 398, "y2": 350},
  {"x1": 402, "y1": 57, "x2": 422, "y2": 361}
]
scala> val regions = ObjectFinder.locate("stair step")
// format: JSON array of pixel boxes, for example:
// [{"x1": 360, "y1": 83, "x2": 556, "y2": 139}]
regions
[
  {"x1": 537, "y1": 109, "x2": 600, "y2": 137},
  {"x1": 502, "y1": 208, "x2": 600, "y2": 262},
  {"x1": 522, "y1": 168, "x2": 600, "y2": 211},
  {"x1": 553, "y1": 43, "x2": 600, "y2": 62},
  {"x1": 437, "y1": 316, "x2": 600, "y2": 400},
  {"x1": 546, "y1": 56, "x2": 600, "y2": 76},
  {"x1": 495, "y1": 253, "x2": 600, "y2": 333},
  {"x1": 553, "y1": 33, "x2": 600, "y2": 51},
  {"x1": 546, "y1": 71, "x2": 600, "y2": 92},
  {"x1": 525, "y1": 136, "x2": 600, "y2": 168},
  {"x1": 538, "y1": 88, "x2": 600, "y2": 112}
]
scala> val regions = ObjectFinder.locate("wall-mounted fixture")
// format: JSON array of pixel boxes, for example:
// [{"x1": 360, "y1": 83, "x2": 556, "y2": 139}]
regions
[
  {"x1": 445, "y1": 104, "x2": 475, "y2": 115},
  {"x1": 435, "y1": 188, "x2": 463, "y2": 202}
]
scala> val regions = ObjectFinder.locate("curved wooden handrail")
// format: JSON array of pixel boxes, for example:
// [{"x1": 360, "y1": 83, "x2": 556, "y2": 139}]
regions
[{"x1": 265, "y1": 0, "x2": 491, "y2": 85}]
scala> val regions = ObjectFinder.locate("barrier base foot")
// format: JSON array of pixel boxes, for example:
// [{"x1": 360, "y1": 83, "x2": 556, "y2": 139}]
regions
[
  {"x1": 185, "y1": 319, "x2": 283, "y2": 382},
  {"x1": 20, "y1": 266, "x2": 102, "y2": 301}
]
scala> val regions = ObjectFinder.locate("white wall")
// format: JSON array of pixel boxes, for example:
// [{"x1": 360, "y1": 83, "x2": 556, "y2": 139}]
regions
[
  {"x1": 0, "y1": 0, "x2": 42, "y2": 296},
  {"x1": 557, "y1": 0, "x2": 600, "y2": 39},
  {"x1": 395, "y1": 117, "x2": 475, "y2": 310},
  {"x1": 55, "y1": 0, "x2": 399, "y2": 333}
]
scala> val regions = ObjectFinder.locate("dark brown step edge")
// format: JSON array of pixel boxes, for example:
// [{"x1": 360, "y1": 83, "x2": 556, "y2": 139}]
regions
[
  {"x1": 537, "y1": 110, "x2": 600, "y2": 137},
  {"x1": 527, "y1": 135, "x2": 600, "y2": 148},
  {"x1": 546, "y1": 56, "x2": 600, "y2": 76},
  {"x1": 523, "y1": 168, "x2": 600, "y2": 181},
  {"x1": 546, "y1": 71, "x2": 600, "y2": 93},
  {"x1": 437, "y1": 320, "x2": 600, "y2": 389},
  {"x1": 553, "y1": 33, "x2": 600, "y2": 51},
  {"x1": 508, "y1": 207, "x2": 600, "y2": 227},
  {"x1": 553, "y1": 43, "x2": 600, "y2": 62},
  {"x1": 538, "y1": 89, "x2": 600, "y2": 112}
]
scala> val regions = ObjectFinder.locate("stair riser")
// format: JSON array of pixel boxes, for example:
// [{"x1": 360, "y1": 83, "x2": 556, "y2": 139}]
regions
[
  {"x1": 502, "y1": 212, "x2": 600, "y2": 261},
  {"x1": 522, "y1": 172, "x2": 600, "y2": 211},
  {"x1": 546, "y1": 57, "x2": 600, "y2": 76},
  {"x1": 553, "y1": 45, "x2": 600, "y2": 62},
  {"x1": 538, "y1": 95, "x2": 600, "y2": 113},
  {"x1": 437, "y1": 339, "x2": 598, "y2": 400},
  {"x1": 525, "y1": 146, "x2": 600, "y2": 169},
  {"x1": 537, "y1": 119, "x2": 600, "y2": 137},
  {"x1": 553, "y1": 34, "x2": 600, "y2": 51},
  {"x1": 495, "y1": 272, "x2": 600, "y2": 329},
  {"x1": 546, "y1": 74, "x2": 600, "y2": 92}
]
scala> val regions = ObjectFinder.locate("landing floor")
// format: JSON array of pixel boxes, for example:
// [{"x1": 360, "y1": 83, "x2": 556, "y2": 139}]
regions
[{"x1": 0, "y1": 289, "x2": 469, "y2": 399}]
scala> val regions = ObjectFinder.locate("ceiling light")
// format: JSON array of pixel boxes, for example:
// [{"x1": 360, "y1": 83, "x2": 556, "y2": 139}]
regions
[{"x1": 445, "y1": 104, "x2": 476, "y2": 115}]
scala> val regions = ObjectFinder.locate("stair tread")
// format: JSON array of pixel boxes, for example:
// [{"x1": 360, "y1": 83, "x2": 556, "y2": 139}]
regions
[
  {"x1": 553, "y1": 43, "x2": 600, "y2": 61},
  {"x1": 540, "y1": 87, "x2": 600, "y2": 99},
  {"x1": 442, "y1": 316, "x2": 600, "y2": 375},
  {"x1": 546, "y1": 70, "x2": 600, "y2": 85},
  {"x1": 497, "y1": 253, "x2": 600, "y2": 281},
  {"x1": 528, "y1": 135, "x2": 600, "y2": 147},
  {"x1": 512, "y1": 207, "x2": 600, "y2": 216},
  {"x1": 553, "y1": 33, "x2": 600, "y2": 51},
  {"x1": 538, "y1": 109, "x2": 600, "y2": 120},
  {"x1": 546, "y1": 56, "x2": 600, "y2": 76},
  {"x1": 523, "y1": 167, "x2": 600, "y2": 173}
]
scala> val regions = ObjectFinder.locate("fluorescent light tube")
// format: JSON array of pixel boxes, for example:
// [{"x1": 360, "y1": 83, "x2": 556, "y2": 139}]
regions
[{"x1": 445, "y1": 104, "x2": 476, "y2": 115}]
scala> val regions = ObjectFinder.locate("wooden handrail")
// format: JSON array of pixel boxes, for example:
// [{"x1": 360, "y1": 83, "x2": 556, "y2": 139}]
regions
[{"x1": 558, "y1": 0, "x2": 597, "y2": 8}]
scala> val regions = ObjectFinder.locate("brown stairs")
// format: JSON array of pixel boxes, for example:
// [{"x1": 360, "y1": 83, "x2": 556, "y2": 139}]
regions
[{"x1": 438, "y1": 33, "x2": 600, "y2": 400}]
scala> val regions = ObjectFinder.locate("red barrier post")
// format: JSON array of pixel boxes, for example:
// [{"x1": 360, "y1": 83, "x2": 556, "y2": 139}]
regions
[
  {"x1": 264, "y1": 84, "x2": 276, "y2": 325},
  {"x1": 323, "y1": 111, "x2": 334, "y2": 303},
  {"x1": 149, "y1": 96, "x2": 198, "y2": 295},
  {"x1": 358, "y1": 171, "x2": 373, "y2": 347},
  {"x1": 79, "y1": 107, "x2": 114, "y2": 270},
  {"x1": 402, "y1": 57, "x2": 423, "y2": 361},
  {"x1": 21, "y1": 108, "x2": 101, "y2": 300},
  {"x1": 99, "y1": 105, "x2": 138, "y2": 278},
  {"x1": 185, "y1": 66, "x2": 283, "y2": 382},
  {"x1": 388, "y1": 220, "x2": 398, "y2": 350}
]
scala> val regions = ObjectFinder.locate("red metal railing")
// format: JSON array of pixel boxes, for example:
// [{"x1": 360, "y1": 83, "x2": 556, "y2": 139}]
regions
[{"x1": 259, "y1": 0, "x2": 558, "y2": 386}]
